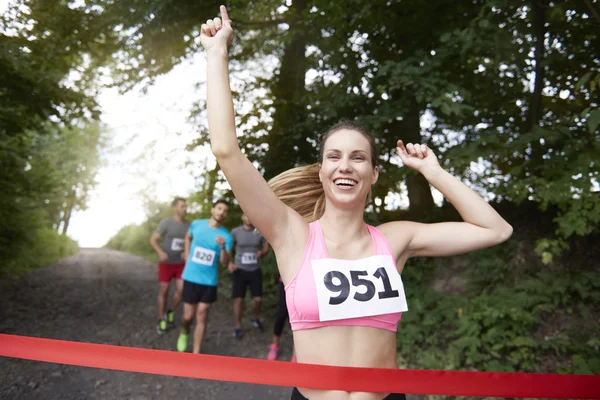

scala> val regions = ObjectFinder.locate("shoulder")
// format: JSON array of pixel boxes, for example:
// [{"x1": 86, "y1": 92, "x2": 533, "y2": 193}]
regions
[
  {"x1": 190, "y1": 219, "x2": 206, "y2": 228},
  {"x1": 376, "y1": 220, "x2": 417, "y2": 240},
  {"x1": 156, "y1": 217, "x2": 170, "y2": 231},
  {"x1": 218, "y1": 226, "x2": 232, "y2": 238}
]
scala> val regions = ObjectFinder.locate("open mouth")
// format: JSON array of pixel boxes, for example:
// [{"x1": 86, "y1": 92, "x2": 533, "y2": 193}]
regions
[{"x1": 333, "y1": 178, "x2": 358, "y2": 188}]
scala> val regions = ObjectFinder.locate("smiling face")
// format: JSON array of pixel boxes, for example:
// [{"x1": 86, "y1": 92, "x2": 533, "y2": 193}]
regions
[{"x1": 319, "y1": 129, "x2": 379, "y2": 210}]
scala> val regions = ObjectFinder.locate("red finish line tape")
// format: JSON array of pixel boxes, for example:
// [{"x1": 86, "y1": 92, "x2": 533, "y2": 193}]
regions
[{"x1": 1, "y1": 334, "x2": 598, "y2": 398}]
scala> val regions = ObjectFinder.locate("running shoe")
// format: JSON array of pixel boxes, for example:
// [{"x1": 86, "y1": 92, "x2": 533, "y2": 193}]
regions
[
  {"x1": 233, "y1": 328, "x2": 243, "y2": 340},
  {"x1": 165, "y1": 310, "x2": 175, "y2": 329},
  {"x1": 177, "y1": 331, "x2": 189, "y2": 352},
  {"x1": 267, "y1": 344, "x2": 279, "y2": 361},
  {"x1": 156, "y1": 319, "x2": 167, "y2": 335},
  {"x1": 251, "y1": 318, "x2": 264, "y2": 332}
]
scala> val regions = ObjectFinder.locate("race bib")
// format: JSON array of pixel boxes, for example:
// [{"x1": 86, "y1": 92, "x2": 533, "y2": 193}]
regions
[
  {"x1": 241, "y1": 252, "x2": 257, "y2": 264},
  {"x1": 171, "y1": 238, "x2": 184, "y2": 251},
  {"x1": 311, "y1": 255, "x2": 407, "y2": 322},
  {"x1": 192, "y1": 247, "x2": 216, "y2": 266}
]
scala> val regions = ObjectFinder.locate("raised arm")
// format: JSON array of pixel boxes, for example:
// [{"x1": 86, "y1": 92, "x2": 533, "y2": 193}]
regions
[
  {"x1": 379, "y1": 141, "x2": 513, "y2": 260},
  {"x1": 200, "y1": 6, "x2": 306, "y2": 251}
]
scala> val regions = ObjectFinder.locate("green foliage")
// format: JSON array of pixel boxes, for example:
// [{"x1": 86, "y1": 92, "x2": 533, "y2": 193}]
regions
[
  {"x1": 30, "y1": 122, "x2": 106, "y2": 231},
  {"x1": 397, "y1": 240, "x2": 600, "y2": 375},
  {"x1": 15, "y1": 0, "x2": 598, "y2": 256},
  {"x1": 257, "y1": 245, "x2": 280, "y2": 288},
  {"x1": 0, "y1": 1, "x2": 99, "y2": 138},
  {"x1": 442, "y1": 1, "x2": 600, "y2": 257},
  {"x1": 0, "y1": 122, "x2": 106, "y2": 278},
  {"x1": 23, "y1": 226, "x2": 78, "y2": 271},
  {"x1": 1, "y1": 2, "x2": 105, "y2": 278},
  {"x1": 105, "y1": 224, "x2": 155, "y2": 262},
  {"x1": 2, "y1": 220, "x2": 78, "y2": 279},
  {"x1": 104, "y1": 201, "x2": 174, "y2": 261}
]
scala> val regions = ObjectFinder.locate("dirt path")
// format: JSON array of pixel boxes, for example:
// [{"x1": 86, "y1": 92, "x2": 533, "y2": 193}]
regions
[{"x1": 0, "y1": 248, "x2": 294, "y2": 400}]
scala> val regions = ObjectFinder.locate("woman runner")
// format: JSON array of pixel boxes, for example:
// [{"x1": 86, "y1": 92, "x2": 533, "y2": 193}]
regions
[{"x1": 200, "y1": 6, "x2": 513, "y2": 399}]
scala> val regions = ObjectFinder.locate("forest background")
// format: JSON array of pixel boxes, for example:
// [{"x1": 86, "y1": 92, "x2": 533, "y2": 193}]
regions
[{"x1": 1, "y1": 0, "x2": 598, "y2": 378}]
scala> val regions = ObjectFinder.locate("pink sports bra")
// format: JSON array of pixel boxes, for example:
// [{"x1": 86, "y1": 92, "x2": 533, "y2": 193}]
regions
[{"x1": 285, "y1": 220, "x2": 403, "y2": 332}]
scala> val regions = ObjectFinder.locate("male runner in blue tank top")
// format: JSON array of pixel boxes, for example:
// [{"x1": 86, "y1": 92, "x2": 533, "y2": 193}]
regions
[{"x1": 177, "y1": 199, "x2": 233, "y2": 354}]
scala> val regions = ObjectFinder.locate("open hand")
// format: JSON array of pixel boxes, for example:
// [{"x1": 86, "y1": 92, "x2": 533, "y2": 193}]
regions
[
  {"x1": 396, "y1": 140, "x2": 440, "y2": 174},
  {"x1": 200, "y1": 5, "x2": 233, "y2": 51}
]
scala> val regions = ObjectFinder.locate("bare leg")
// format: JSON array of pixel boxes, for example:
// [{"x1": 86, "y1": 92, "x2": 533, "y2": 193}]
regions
[
  {"x1": 181, "y1": 302, "x2": 196, "y2": 334},
  {"x1": 157, "y1": 282, "x2": 169, "y2": 319},
  {"x1": 171, "y1": 278, "x2": 184, "y2": 311},
  {"x1": 193, "y1": 303, "x2": 211, "y2": 354},
  {"x1": 233, "y1": 297, "x2": 244, "y2": 329},
  {"x1": 251, "y1": 296, "x2": 262, "y2": 319}
]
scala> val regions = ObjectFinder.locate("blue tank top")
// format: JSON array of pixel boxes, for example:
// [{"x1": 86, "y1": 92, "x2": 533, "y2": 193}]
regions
[{"x1": 182, "y1": 219, "x2": 232, "y2": 286}]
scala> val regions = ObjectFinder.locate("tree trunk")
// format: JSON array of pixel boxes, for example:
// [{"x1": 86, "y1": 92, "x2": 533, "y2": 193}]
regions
[
  {"x1": 530, "y1": 0, "x2": 546, "y2": 130},
  {"x1": 60, "y1": 189, "x2": 76, "y2": 236},
  {"x1": 263, "y1": 0, "x2": 309, "y2": 180},
  {"x1": 205, "y1": 165, "x2": 219, "y2": 207},
  {"x1": 402, "y1": 106, "x2": 435, "y2": 219}
]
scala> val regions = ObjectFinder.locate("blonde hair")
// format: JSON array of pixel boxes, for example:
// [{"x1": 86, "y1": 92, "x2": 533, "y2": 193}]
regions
[
  {"x1": 267, "y1": 121, "x2": 378, "y2": 223},
  {"x1": 268, "y1": 163, "x2": 325, "y2": 223}
]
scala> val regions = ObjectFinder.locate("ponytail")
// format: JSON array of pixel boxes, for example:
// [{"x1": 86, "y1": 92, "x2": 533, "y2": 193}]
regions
[{"x1": 268, "y1": 163, "x2": 325, "y2": 223}]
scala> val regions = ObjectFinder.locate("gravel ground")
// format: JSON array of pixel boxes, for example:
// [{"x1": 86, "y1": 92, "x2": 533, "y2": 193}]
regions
[{"x1": 0, "y1": 248, "x2": 294, "y2": 400}]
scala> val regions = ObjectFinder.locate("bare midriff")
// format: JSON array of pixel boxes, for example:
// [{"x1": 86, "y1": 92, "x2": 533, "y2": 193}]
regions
[{"x1": 293, "y1": 325, "x2": 398, "y2": 400}]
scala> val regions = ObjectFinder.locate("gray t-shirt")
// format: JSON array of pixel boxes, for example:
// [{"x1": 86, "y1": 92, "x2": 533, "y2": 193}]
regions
[
  {"x1": 231, "y1": 226, "x2": 266, "y2": 272},
  {"x1": 156, "y1": 217, "x2": 190, "y2": 263}
]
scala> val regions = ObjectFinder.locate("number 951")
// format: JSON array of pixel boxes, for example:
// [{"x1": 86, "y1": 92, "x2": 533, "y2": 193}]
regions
[{"x1": 324, "y1": 267, "x2": 399, "y2": 305}]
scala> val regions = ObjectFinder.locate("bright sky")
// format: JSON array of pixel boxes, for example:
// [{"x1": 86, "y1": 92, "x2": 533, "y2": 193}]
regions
[{"x1": 68, "y1": 56, "x2": 210, "y2": 247}]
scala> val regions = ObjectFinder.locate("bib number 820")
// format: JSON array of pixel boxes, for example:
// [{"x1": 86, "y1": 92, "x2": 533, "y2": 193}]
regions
[{"x1": 324, "y1": 267, "x2": 399, "y2": 305}]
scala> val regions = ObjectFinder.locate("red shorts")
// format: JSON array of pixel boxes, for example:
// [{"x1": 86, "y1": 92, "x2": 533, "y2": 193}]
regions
[{"x1": 158, "y1": 262, "x2": 185, "y2": 282}]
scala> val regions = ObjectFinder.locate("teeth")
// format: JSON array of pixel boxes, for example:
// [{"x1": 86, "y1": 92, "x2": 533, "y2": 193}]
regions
[{"x1": 335, "y1": 179, "x2": 357, "y2": 186}]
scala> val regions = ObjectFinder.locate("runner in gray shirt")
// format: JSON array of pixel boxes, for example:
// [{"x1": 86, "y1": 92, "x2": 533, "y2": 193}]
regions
[
  {"x1": 228, "y1": 213, "x2": 269, "y2": 339},
  {"x1": 150, "y1": 197, "x2": 189, "y2": 334}
]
